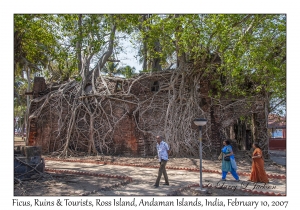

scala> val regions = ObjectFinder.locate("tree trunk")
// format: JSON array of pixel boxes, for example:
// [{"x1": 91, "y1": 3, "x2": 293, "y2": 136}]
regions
[
  {"x1": 142, "y1": 41, "x2": 148, "y2": 71},
  {"x1": 26, "y1": 66, "x2": 31, "y2": 108},
  {"x1": 87, "y1": 98, "x2": 97, "y2": 155},
  {"x1": 76, "y1": 14, "x2": 83, "y2": 74},
  {"x1": 92, "y1": 22, "x2": 117, "y2": 80},
  {"x1": 88, "y1": 115, "x2": 97, "y2": 155},
  {"x1": 142, "y1": 15, "x2": 148, "y2": 71},
  {"x1": 151, "y1": 40, "x2": 162, "y2": 71},
  {"x1": 241, "y1": 122, "x2": 246, "y2": 150},
  {"x1": 230, "y1": 125, "x2": 235, "y2": 140},
  {"x1": 21, "y1": 116, "x2": 26, "y2": 140},
  {"x1": 61, "y1": 103, "x2": 78, "y2": 157},
  {"x1": 251, "y1": 113, "x2": 257, "y2": 143},
  {"x1": 174, "y1": 14, "x2": 186, "y2": 68},
  {"x1": 25, "y1": 65, "x2": 31, "y2": 145}
]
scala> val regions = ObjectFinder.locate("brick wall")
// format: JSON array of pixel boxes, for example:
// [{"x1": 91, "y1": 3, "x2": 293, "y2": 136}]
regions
[
  {"x1": 28, "y1": 72, "x2": 269, "y2": 157},
  {"x1": 269, "y1": 138, "x2": 286, "y2": 150}
]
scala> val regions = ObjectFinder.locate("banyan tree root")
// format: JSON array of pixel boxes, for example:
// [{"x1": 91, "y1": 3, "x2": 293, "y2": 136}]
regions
[{"x1": 28, "y1": 67, "x2": 268, "y2": 158}]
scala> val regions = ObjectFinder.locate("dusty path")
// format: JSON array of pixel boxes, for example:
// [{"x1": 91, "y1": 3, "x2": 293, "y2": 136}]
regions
[
  {"x1": 40, "y1": 158, "x2": 286, "y2": 196},
  {"x1": 14, "y1": 139, "x2": 286, "y2": 196}
]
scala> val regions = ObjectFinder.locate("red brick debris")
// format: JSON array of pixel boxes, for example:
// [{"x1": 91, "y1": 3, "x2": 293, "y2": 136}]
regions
[{"x1": 45, "y1": 168, "x2": 133, "y2": 190}]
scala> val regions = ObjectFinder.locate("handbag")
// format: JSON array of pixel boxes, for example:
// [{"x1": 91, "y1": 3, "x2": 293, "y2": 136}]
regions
[
  {"x1": 218, "y1": 152, "x2": 222, "y2": 160},
  {"x1": 224, "y1": 156, "x2": 230, "y2": 161}
]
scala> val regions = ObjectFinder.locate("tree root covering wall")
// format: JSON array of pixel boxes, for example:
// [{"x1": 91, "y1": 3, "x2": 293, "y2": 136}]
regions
[{"x1": 27, "y1": 67, "x2": 268, "y2": 158}]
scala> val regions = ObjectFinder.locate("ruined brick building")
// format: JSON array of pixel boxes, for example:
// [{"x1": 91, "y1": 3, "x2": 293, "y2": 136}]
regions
[{"x1": 26, "y1": 65, "x2": 269, "y2": 158}]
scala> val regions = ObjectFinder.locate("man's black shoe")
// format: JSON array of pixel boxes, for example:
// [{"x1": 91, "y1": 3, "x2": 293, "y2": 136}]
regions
[
  {"x1": 153, "y1": 185, "x2": 159, "y2": 188},
  {"x1": 163, "y1": 183, "x2": 169, "y2": 186}
]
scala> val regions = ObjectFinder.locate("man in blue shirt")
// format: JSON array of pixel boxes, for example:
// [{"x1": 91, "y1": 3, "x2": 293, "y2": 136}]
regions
[{"x1": 154, "y1": 135, "x2": 170, "y2": 187}]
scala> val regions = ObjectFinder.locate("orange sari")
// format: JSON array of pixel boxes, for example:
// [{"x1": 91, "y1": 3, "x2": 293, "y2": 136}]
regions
[{"x1": 249, "y1": 148, "x2": 269, "y2": 183}]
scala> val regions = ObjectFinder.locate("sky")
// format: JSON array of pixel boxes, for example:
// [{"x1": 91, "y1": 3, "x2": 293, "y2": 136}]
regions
[{"x1": 117, "y1": 36, "x2": 142, "y2": 72}]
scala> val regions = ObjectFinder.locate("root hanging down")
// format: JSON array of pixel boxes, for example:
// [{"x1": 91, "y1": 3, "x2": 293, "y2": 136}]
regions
[{"x1": 28, "y1": 67, "x2": 269, "y2": 158}]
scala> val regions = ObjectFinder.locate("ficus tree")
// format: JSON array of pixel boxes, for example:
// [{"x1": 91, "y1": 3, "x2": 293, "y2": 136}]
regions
[
  {"x1": 14, "y1": 14, "x2": 62, "y2": 136},
  {"x1": 14, "y1": 14, "x2": 286, "y2": 156},
  {"x1": 135, "y1": 14, "x2": 286, "y2": 111}
]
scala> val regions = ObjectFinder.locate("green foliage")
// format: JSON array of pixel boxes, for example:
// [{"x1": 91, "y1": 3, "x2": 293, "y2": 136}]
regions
[
  {"x1": 14, "y1": 77, "x2": 28, "y2": 105},
  {"x1": 14, "y1": 77, "x2": 28, "y2": 127},
  {"x1": 74, "y1": 75, "x2": 82, "y2": 82},
  {"x1": 119, "y1": 65, "x2": 136, "y2": 78},
  {"x1": 14, "y1": 14, "x2": 60, "y2": 75},
  {"x1": 14, "y1": 14, "x2": 286, "y2": 114},
  {"x1": 102, "y1": 62, "x2": 121, "y2": 76},
  {"x1": 135, "y1": 14, "x2": 285, "y2": 103}
]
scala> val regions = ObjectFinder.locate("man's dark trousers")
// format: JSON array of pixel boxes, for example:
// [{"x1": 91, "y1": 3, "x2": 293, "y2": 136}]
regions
[{"x1": 155, "y1": 160, "x2": 169, "y2": 186}]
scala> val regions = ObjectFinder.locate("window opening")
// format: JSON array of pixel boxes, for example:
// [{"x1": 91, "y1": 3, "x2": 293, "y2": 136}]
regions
[
  {"x1": 115, "y1": 81, "x2": 122, "y2": 92},
  {"x1": 151, "y1": 81, "x2": 159, "y2": 92}
]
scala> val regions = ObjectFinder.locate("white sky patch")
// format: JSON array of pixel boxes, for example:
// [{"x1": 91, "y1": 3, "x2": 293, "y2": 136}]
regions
[{"x1": 117, "y1": 35, "x2": 142, "y2": 72}]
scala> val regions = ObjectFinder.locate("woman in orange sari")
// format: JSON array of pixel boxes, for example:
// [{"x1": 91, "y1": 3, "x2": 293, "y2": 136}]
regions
[{"x1": 249, "y1": 143, "x2": 269, "y2": 183}]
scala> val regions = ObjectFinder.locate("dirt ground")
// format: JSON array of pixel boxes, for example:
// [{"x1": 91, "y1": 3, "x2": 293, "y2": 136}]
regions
[
  {"x1": 44, "y1": 147, "x2": 285, "y2": 176},
  {"x1": 14, "y1": 173, "x2": 266, "y2": 196},
  {"x1": 14, "y1": 138, "x2": 286, "y2": 196},
  {"x1": 14, "y1": 174, "x2": 122, "y2": 196}
]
